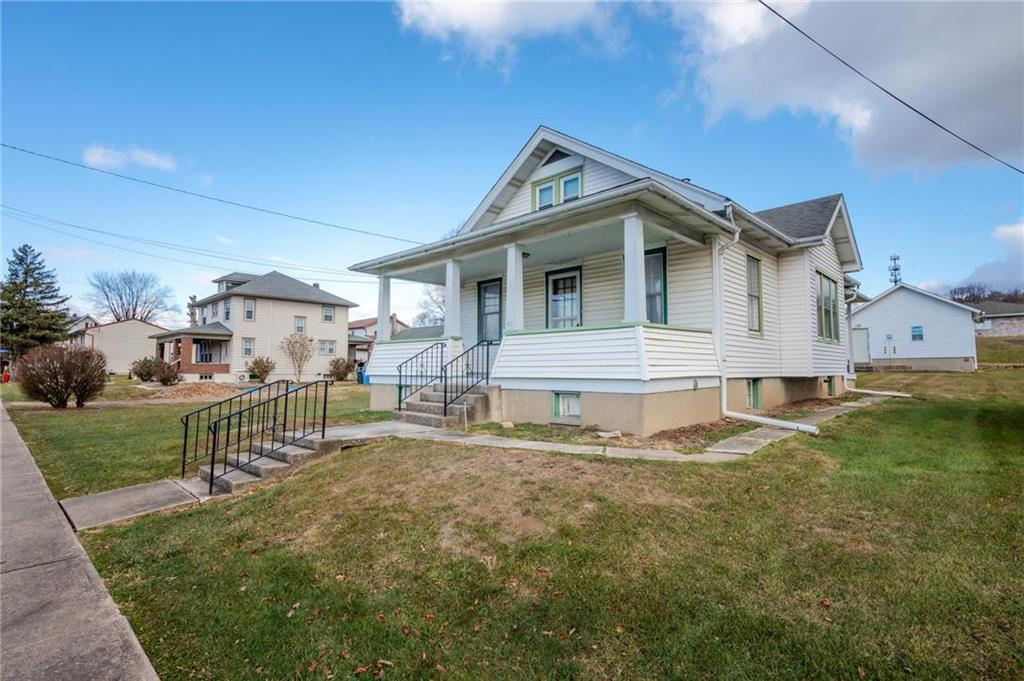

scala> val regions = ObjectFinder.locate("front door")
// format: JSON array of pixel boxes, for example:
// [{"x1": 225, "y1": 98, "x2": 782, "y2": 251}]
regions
[{"x1": 477, "y1": 279, "x2": 502, "y2": 342}]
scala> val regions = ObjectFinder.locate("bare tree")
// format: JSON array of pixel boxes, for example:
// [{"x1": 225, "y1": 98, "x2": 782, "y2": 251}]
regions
[
  {"x1": 279, "y1": 333, "x2": 314, "y2": 381},
  {"x1": 413, "y1": 284, "x2": 445, "y2": 327},
  {"x1": 87, "y1": 270, "x2": 176, "y2": 322},
  {"x1": 948, "y1": 282, "x2": 990, "y2": 303}
]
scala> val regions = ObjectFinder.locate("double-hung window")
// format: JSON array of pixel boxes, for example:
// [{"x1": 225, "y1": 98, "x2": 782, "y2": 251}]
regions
[
  {"x1": 322, "y1": 305, "x2": 335, "y2": 323},
  {"x1": 645, "y1": 248, "x2": 666, "y2": 324},
  {"x1": 318, "y1": 340, "x2": 336, "y2": 355},
  {"x1": 547, "y1": 268, "x2": 581, "y2": 328},
  {"x1": 747, "y1": 256, "x2": 762, "y2": 333},
  {"x1": 244, "y1": 298, "x2": 256, "y2": 321},
  {"x1": 210, "y1": 302, "x2": 218, "y2": 319},
  {"x1": 224, "y1": 299, "x2": 231, "y2": 321},
  {"x1": 294, "y1": 316, "x2": 306, "y2": 335},
  {"x1": 911, "y1": 325, "x2": 924, "y2": 341},
  {"x1": 816, "y1": 272, "x2": 839, "y2": 341},
  {"x1": 242, "y1": 337, "x2": 254, "y2": 357}
]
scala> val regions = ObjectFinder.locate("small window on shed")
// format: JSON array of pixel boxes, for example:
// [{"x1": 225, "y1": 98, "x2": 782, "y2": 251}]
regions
[{"x1": 911, "y1": 325, "x2": 924, "y2": 341}]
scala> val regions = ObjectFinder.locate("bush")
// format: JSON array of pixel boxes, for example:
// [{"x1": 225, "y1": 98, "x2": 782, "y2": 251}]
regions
[
  {"x1": 156, "y1": 361, "x2": 181, "y2": 386},
  {"x1": 18, "y1": 345, "x2": 107, "y2": 408},
  {"x1": 328, "y1": 357, "x2": 353, "y2": 382},
  {"x1": 246, "y1": 355, "x2": 275, "y2": 383},
  {"x1": 130, "y1": 356, "x2": 161, "y2": 382}
]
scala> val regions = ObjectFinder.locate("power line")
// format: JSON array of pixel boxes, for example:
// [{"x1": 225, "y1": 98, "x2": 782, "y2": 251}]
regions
[
  {"x1": 757, "y1": 0, "x2": 1024, "y2": 175},
  {"x1": 3, "y1": 213, "x2": 377, "y2": 285},
  {"x1": 0, "y1": 142, "x2": 427, "y2": 244},
  {"x1": 2, "y1": 204, "x2": 374, "y2": 279}
]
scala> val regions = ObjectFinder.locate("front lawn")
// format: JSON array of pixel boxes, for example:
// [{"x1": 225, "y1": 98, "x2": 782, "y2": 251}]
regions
[
  {"x1": 81, "y1": 370, "x2": 1024, "y2": 679},
  {"x1": 0, "y1": 374, "x2": 153, "y2": 402},
  {"x1": 9, "y1": 385, "x2": 388, "y2": 499}
]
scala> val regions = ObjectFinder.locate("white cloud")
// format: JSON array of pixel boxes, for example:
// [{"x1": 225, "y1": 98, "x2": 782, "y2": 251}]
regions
[
  {"x1": 396, "y1": 0, "x2": 624, "y2": 70},
  {"x1": 961, "y1": 219, "x2": 1024, "y2": 291},
  {"x1": 671, "y1": 1, "x2": 1023, "y2": 172},
  {"x1": 83, "y1": 144, "x2": 177, "y2": 171},
  {"x1": 214, "y1": 235, "x2": 235, "y2": 245},
  {"x1": 45, "y1": 245, "x2": 102, "y2": 262}
]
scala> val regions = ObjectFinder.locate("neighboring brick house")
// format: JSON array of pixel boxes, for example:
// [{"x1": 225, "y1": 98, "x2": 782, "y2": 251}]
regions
[
  {"x1": 151, "y1": 271, "x2": 357, "y2": 383},
  {"x1": 974, "y1": 301, "x2": 1024, "y2": 337},
  {"x1": 346, "y1": 314, "x2": 409, "y2": 364}
]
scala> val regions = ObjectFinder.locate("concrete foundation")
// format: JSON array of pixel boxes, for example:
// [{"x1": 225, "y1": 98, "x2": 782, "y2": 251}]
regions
[
  {"x1": 871, "y1": 357, "x2": 976, "y2": 372},
  {"x1": 725, "y1": 376, "x2": 843, "y2": 413},
  {"x1": 370, "y1": 383, "x2": 399, "y2": 410}
]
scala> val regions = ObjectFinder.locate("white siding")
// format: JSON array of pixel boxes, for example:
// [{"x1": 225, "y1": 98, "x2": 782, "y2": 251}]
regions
[
  {"x1": 365, "y1": 339, "x2": 446, "y2": 384},
  {"x1": 851, "y1": 288, "x2": 977, "y2": 362},
  {"x1": 494, "y1": 155, "x2": 635, "y2": 222},
  {"x1": 666, "y1": 243, "x2": 713, "y2": 328},
  {"x1": 808, "y1": 236, "x2": 848, "y2": 375},
  {"x1": 778, "y1": 250, "x2": 810, "y2": 375},
  {"x1": 642, "y1": 326, "x2": 720, "y2": 379},
  {"x1": 721, "y1": 241, "x2": 782, "y2": 377},
  {"x1": 87, "y1": 320, "x2": 165, "y2": 373},
  {"x1": 225, "y1": 296, "x2": 349, "y2": 382}
]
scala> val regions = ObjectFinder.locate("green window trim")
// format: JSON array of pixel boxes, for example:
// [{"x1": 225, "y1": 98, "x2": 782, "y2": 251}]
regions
[
  {"x1": 816, "y1": 271, "x2": 840, "y2": 342},
  {"x1": 551, "y1": 391, "x2": 582, "y2": 420},
  {"x1": 746, "y1": 255, "x2": 763, "y2": 335},
  {"x1": 746, "y1": 378, "x2": 762, "y2": 409},
  {"x1": 477, "y1": 277, "x2": 503, "y2": 342},
  {"x1": 531, "y1": 166, "x2": 584, "y2": 211},
  {"x1": 645, "y1": 246, "x2": 668, "y2": 325},
  {"x1": 545, "y1": 266, "x2": 583, "y2": 329}
]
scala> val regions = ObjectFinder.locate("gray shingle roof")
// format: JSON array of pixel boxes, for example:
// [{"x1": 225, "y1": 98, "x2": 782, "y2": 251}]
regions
[
  {"x1": 391, "y1": 325, "x2": 444, "y2": 340},
  {"x1": 973, "y1": 301, "x2": 1024, "y2": 316},
  {"x1": 755, "y1": 194, "x2": 843, "y2": 240},
  {"x1": 212, "y1": 272, "x2": 259, "y2": 283},
  {"x1": 196, "y1": 271, "x2": 357, "y2": 307},
  {"x1": 150, "y1": 321, "x2": 233, "y2": 340}
]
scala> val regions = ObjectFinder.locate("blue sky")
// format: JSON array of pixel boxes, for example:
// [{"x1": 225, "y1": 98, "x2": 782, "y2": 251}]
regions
[{"x1": 2, "y1": 1, "x2": 1022, "y2": 325}]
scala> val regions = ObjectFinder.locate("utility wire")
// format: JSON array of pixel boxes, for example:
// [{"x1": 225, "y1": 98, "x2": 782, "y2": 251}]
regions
[
  {"x1": 3, "y1": 213, "x2": 377, "y2": 285},
  {"x1": 2, "y1": 204, "x2": 374, "y2": 279},
  {"x1": 757, "y1": 0, "x2": 1024, "y2": 175},
  {"x1": 0, "y1": 143, "x2": 427, "y2": 244}
]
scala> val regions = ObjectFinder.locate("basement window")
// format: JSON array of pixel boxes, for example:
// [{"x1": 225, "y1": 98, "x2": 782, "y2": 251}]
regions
[
  {"x1": 199, "y1": 374, "x2": 213, "y2": 381},
  {"x1": 552, "y1": 391, "x2": 581, "y2": 424},
  {"x1": 746, "y1": 378, "x2": 762, "y2": 410}
]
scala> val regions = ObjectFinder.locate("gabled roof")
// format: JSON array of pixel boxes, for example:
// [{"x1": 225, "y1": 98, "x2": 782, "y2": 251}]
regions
[
  {"x1": 756, "y1": 194, "x2": 843, "y2": 240},
  {"x1": 212, "y1": 272, "x2": 259, "y2": 284},
  {"x1": 150, "y1": 321, "x2": 232, "y2": 340},
  {"x1": 459, "y1": 125, "x2": 728, "y2": 235},
  {"x1": 195, "y1": 271, "x2": 357, "y2": 307},
  {"x1": 391, "y1": 325, "x2": 443, "y2": 341},
  {"x1": 852, "y1": 283, "x2": 981, "y2": 317},
  {"x1": 350, "y1": 315, "x2": 407, "y2": 330},
  {"x1": 972, "y1": 301, "x2": 1024, "y2": 317}
]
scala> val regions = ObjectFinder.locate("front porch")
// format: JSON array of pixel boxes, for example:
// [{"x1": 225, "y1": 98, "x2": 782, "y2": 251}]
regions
[{"x1": 151, "y1": 322, "x2": 233, "y2": 381}]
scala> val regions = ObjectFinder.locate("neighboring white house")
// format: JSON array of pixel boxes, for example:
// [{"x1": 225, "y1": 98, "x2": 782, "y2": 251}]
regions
[
  {"x1": 851, "y1": 283, "x2": 979, "y2": 372},
  {"x1": 68, "y1": 319, "x2": 168, "y2": 374},
  {"x1": 151, "y1": 271, "x2": 357, "y2": 382},
  {"x1": 974, "y1": 301, "x2": 1024, "y2": 337},
  {"x1": 66, "y1": 314, "x2": 100, "y2": 336},
  {"x1": 351, "y1": 126, "x2": 864, "y2": 435}
]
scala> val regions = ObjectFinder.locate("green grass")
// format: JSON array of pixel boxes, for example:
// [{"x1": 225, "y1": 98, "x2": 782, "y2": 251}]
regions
[
  {"x1": 8, "y1": 385, "x2": 388, "y2": 499},
  {"x1": 977, "y1": 335, "x2": 1024, "y2": 364},
  {"x1": 80, "y1": 370, "x2": 1024, "y2": 679},
  {"x1": 0, "y1": 374, "x2": 153, "y2": 402}
]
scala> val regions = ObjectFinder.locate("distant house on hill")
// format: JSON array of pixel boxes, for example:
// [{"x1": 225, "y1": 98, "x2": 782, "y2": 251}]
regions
[
  {"x1": 973, "y1": 301, "x2": 1024, "y2": 337},
  {"x1": 151, "y1": 271, "x2": 357, "y2": 382}
]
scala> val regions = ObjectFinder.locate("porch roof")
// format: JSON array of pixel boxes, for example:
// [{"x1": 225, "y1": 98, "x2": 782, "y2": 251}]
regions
[
  {"x1": 350, "y1": 179, "x2": 741, "y2": 282},
  {"x1": 150, "y1": 321, "x2": 233, "y2": 341}
]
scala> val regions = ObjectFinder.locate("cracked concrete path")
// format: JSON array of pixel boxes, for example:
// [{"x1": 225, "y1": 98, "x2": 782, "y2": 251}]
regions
[
  {"x1": 59, "y1": 478, "x2": 219, "y2": 531},
  {"x1": 1, "y1": 404, "x2": 159, "y2": 681}
]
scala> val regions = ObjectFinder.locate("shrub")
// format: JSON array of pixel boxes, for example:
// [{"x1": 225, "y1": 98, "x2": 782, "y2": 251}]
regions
[
  {"x1": 246, "y1": 355, "x2": 275, "y2": 383},
  {"x1": 130, "y1": 355, "x2": 161, "y2": 382},
  {"x1": 328, "y1": 357, "x2": 353, "y2": 382},
  {"x1": 156, "y1": 361, "x2": 181, "y2": 386},
  {"x1": 18, "y1": 345, "x2": 107, "y2": 408}
]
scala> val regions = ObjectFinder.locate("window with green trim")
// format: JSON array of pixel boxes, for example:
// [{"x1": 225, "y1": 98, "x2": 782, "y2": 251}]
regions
[
  {"x1": 561, "y1": 173, "x2": 580, "y2": 202},
  {"x1": 547, "y1": 268, "x2": 581, "y2": 328},
  {"x1": 816, "y1": 272, "x2": 839, "y2": 341},
  {"x1": 532, "y1": 166, "x2": 583, "y2": 211},
  {"x1": 746, "y1": 378, "x2": 762, "y2": 409},
  {"x1": 477, "y1": 279, "x2": 502, "y2": 342},
  {"x1": 536, "y1": 182, "x2": 555, "y2": 209},
  {"x1": 553, "y1": 391, "x2": 581, "y2": 420},
  {"x1": 746, "y1": 256, "x2": 762, "y2": 333},
  {"x1": 645, "y1": 248, "x2": 667, "y2": 324}
]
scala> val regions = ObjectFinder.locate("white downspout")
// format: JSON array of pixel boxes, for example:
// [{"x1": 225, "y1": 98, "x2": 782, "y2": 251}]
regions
[
  {"x1": 843, "y1": 289, "x2": 858, "y2": 390},
  {"x1": 714, "y1": 204, "x2": 819, "y2": 435}
]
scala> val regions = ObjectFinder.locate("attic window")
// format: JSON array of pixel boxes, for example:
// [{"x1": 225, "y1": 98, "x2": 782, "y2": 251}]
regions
[
  {"x1": 542, "y1": 149, "x2": 570, "y2": 166},
  {"x1": 537, "y1": 183, "x2": 555, "y2": 210}
]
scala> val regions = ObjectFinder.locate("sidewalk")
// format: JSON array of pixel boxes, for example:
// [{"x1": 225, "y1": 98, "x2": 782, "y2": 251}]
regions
[{"x1": 0, "y1": 404, "x2": 159, "y2": 681}]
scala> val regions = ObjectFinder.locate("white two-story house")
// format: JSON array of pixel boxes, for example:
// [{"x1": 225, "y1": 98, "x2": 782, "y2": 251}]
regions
[
  {"x1": 352, "y1": 127, "x2": 863, "y2": 436},
  {"x1": 151, "y1": 271, "x2": 356, "y2": 383}
]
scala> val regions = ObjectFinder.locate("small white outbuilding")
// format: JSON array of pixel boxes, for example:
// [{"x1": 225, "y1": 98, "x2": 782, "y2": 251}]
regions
[{"x1": 850, "y1": 283, "x2": 979, "y2": 372}]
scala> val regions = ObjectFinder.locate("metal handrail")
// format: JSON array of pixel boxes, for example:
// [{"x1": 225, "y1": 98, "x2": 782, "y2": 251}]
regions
[
  {"x1": 204, "y1": 380, "x2": 329, "y2": 494},
  {"x1": 442, "y1": 340, "x2": 496, "y2": 416},
  {"x1": 180, "y1": 380, "x2": 291, "y2": 477},
  {"x1": 396, "y1": 342, "x2": 446, "y2": 410}
]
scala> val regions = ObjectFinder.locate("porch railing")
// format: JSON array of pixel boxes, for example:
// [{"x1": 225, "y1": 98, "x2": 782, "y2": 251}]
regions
[
  {"x1": 204, "y1": 380, "x2": 329, "y2": 494},
  {"x1": 180, "y1": 380, "x2": 292, "y2": 477},
  {"x1": 442, "y1": 340, "x2": 496, "y2": 416},
  {"x1": 396, "y1": 342, "x2": 446, "y2": 410}
]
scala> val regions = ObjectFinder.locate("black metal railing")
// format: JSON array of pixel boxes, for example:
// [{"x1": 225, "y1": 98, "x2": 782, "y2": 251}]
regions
[
  {"x1": 396, "y1": 342, "x2": 446, "y2": 410},
  {"x1": 180, "y1": 380, "x2": 292, "y2": 477},
  {"x1": 204, "y1": 380, "x2": 329, "y2": 494},
  {"x1": 442, "y1": 340, "x2": 496, "y2": 416}
]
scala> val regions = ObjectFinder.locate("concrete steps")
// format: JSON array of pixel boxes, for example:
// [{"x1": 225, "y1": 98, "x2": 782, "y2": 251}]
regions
[
  {"x1": 394, "y1": 384, "x2": 490, "y2": 429},
  {"x1": 199, "y1": 439, "x2": 319, "y2": 493}
]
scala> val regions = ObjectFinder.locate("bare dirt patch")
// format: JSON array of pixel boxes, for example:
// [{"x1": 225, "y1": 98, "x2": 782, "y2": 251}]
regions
[
  {"x1": 649, "y1": 417, "x2": 749, "y2": 449},
  {"x1": 153, "y1": 382, "x2": 244, "y2": 400}
]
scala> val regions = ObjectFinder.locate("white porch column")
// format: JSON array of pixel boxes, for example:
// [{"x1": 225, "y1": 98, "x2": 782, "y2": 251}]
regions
[
  {"x1": 444, "y1": 259, "x2": 461, "y2": 339},
  {"x1": 505, "y1": 243, "x2": 525, "y2": 333},
  {"x1": 377, "y1": 275, "x2": 392, "y2": 341},
  {"x1": 623, "y1": 213, "x2": 647, "y2": 322}
]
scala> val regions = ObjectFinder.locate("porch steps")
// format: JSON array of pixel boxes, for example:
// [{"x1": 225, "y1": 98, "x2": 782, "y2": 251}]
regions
[
  {"x1": 394, "y1": 384, "x2": 489, "y2": 429},
  {"x1": 198, "y1": 439, "x2": 320, "y2": 493}
]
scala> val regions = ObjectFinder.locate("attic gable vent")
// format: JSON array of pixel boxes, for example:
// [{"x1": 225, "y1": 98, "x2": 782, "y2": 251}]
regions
[{"x1": 542, "y1": 149, "x2": 570, "y2": 166}]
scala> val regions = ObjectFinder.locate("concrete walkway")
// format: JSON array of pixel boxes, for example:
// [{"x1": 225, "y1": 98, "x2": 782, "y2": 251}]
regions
[
  {"x1": 60, "y1": 478, "x2": 220, "y2": 531},
  {"x1": 0, "y1": 404, "x2": 159, "y2": 681}
]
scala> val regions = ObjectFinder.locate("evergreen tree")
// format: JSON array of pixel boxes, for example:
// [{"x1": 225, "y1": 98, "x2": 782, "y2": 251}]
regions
[{"x1": 1, "y1": 244, "x2": 72, "y2": 368}]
